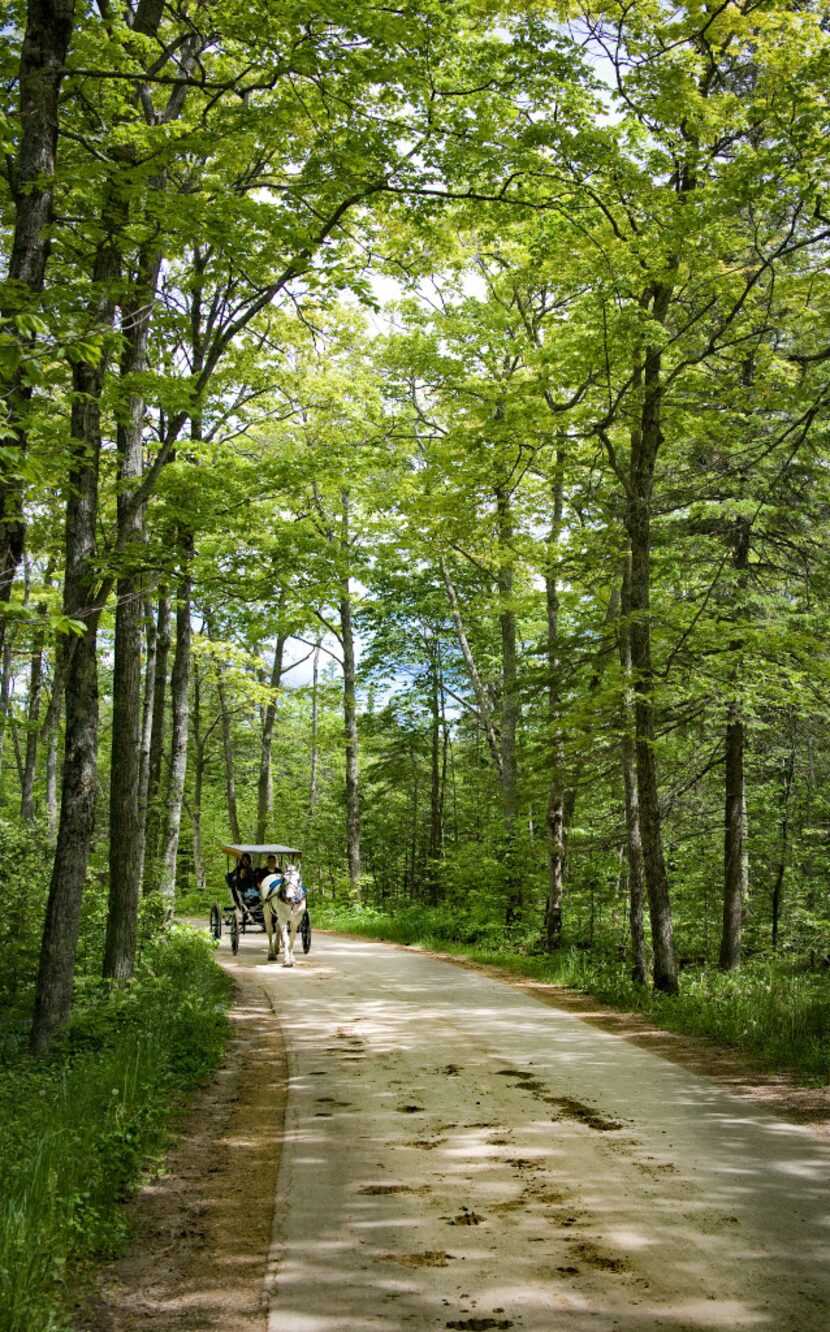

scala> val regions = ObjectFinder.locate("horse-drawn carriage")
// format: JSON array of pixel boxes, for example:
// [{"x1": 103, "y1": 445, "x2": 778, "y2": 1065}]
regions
[{"x1": 209, "y1": 843, "x2": 311, "y2": 960}]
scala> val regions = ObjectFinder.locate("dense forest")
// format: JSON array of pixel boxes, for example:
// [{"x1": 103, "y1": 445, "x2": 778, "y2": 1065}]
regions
[
  {"x1": 3, "y1": 4, "x2": 830, "y2": 1321},
  {"x1": 2, "y1": 0, "x2": 830, "y2": 1057}
]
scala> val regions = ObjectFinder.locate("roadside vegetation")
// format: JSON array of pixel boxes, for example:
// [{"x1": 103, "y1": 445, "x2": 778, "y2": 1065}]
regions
[{"x1": 0, "y1": 824, "x2": 231, "y2": 1332}]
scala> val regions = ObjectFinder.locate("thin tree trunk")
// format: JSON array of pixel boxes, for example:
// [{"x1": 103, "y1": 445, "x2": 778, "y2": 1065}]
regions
[
  {"x1": 104, "y1": 249, "x2": 161, "y2": 980},
  {"x1": 309, "y1": 634, "x2": 321, "y2": 815},
  {"x1": 719, "y1": 517, "x2": 751, "y2": 972},
  {"x1": 772, "y1": 733, "x2": 795, "y2": 950},
  {"x1": 496, "y1": 484, "x2": 519, "y2": 835},
  {"x1": 429, "y1": 649, "x2": 441, "y2": 858},
  {"x1": 545, "y1": 449, "x2": 566, "y2": 949},
  {"x1": 20, "y1": 598, "x2": 48, "y2": 820},
  {"x1": 619, "y1": 557, "x2": 648, "y2": 983},
  {"x1": 0, "y1": 0, "x2": 76, "y2": 646},
  {"x1": 341, "y1": 575, "x2": 361, "y2": 892},
  {"x1": 720, "y1": 709, "x2": 747, "y2": 970},
  {"x1": 626, "y1": 313, "x2": 678, "y2": 996},
  {"x1": 256, "y1": 606, "x2": 287, "y2": 844},
  {"x1": 217, "y1": 676, "x2": 241, "y2": 842},
  {"x1": 0, "y1": 635, "x2": 14, "y2": 784},
  {"x1": 439, "y1": 554, "x2": 504, "y2": 782},
  {"x1": 191, "y1": 662, "x2": 206, "y2": 894},
  {"x1": 45, "y1": 710, "x2": 58, "y2": 840},
  {"x1": 144, "y1": 590, "x2": 171, "y2": 885},
  {"x1": 137, "y1": 596, "x2": 157, "y2": 885},
  {"x1": 159, "y1": 552, "x2": 193, "y2": 902}
]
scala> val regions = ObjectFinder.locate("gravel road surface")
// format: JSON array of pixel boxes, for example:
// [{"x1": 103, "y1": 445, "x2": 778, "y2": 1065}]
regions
[{"x1": 224, "y1": 931, "x2": 830, "y2": 1332}]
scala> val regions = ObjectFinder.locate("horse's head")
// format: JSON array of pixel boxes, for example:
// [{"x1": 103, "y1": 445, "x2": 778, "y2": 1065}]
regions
[{"x1": 282, "y1": 864, "x2": 304, "y2": 902}]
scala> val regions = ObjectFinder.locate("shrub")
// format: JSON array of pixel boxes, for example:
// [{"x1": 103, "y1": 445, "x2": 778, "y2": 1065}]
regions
[{"x1": 0, "y1": 924, "x2": 231, "y2": 1332}]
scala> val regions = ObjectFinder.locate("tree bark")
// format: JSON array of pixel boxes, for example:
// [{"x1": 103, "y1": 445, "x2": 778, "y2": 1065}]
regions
[
  {"x1": 0, "y1": 633, "x2": 14, "y2": 784},
  {"x1": 0, "y1": 0, "x2": 76, "y2": 646},
  {"x1": 772, "y1": 733, "x2": 795, "y2": 951},
  {"x1": 137, "y1": 596, "x2": 158, "y2": 884},
  {"x1": 143, "y1": 591, "x2": 171, "y2": 884},
  {"x1": 544, "y1": 449, "x2": 566, "y2": 949},
  {"x1": 428, "y1": 640, "x2": 443, "y2": 860},
  {"x1": 619, "y1": 557, "x2": 648, "y2": 983},
  {"x1": 626, "y1": 310, "x2": 678, "y2": 995},
  {"x1": 495, "y1": 484, "x2": 519, "y2": 835},
  {"x1": 340, "y1": 574, "x2": 361, "y2": 892},
  {"x1": 104, "y1": 250, "x2": 161, "y2": 980},
  {"x1": 159, "y1": 551, "x2": 193, "y2": 902},
  {"x1": 439, "y1": 554, "x2": 504, "y2": 782},
  {"x1": 719, "y1": 517, "x2": 751, "y2": 971},
  {"x1": 217, "y1": 675, "x2": 241, "y2": 842},
  {"x1": 190, "y1": 660, "x2": 207, "y2": 894},
  {"x1": 20, "y1": 596, "x2": 48, "y2": 820},
  {"x1": 719, "y1": 709, "x2": 747, "y2": 970},
  {"x1": 45, "y1": 709, "x2": 58, "y2": 840},
  {"x1": 29, "y1": 359, "x2": 105, "y2": 1054},
  {"x1": 256, "y1": 604, "x2": 287, "y2": 844},
  {"x1": 309, "y1": 634, "x2": 321, "y2": 815}
]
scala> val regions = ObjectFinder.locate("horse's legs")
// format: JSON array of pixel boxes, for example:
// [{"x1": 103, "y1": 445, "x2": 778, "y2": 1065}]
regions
[
  {"x1": 278, "y1": 911, "x2": 293, "y2": 966},
  {"x1": 264, "y1": 904, "x2": 278, "y2": 961}
]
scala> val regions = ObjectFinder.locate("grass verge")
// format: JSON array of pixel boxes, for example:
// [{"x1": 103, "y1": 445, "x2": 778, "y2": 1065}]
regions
[
  {"x1": 313, "y1": 900, "x2": 830, "y2": 1084},
  {"x1": 0, "y1": 924, "x2": 231, "y2": 1332}
]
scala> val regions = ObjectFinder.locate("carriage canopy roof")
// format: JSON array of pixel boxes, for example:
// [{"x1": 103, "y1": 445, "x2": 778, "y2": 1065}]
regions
[{"x1": 221, "y1": 843, "x2": 302, "y2": 859}]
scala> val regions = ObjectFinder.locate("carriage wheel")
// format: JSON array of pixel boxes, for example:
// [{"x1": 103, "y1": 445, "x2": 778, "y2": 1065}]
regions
[
  {"x1": 230, "y1": 912, "x2": 240, "y2": 955},
  {"x1": 209, "y1": 903, "x2": 222, "y2": 939},
  {"x1": 301, "y1": 911, "x2": 311, "y2": 954}
]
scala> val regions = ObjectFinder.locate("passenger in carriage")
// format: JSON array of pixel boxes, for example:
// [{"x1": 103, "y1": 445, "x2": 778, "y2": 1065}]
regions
[
  {"x1": 229, "y1": 852, "x2": 260, "y2": 916},
  {"x1": 255, "y1": 853, "x2": 282, "y2": 891}
]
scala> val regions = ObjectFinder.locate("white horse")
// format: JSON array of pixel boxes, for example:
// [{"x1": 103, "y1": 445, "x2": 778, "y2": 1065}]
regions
[{"x1": 260, "y1": 864, "x2": 307, "y2": 966}]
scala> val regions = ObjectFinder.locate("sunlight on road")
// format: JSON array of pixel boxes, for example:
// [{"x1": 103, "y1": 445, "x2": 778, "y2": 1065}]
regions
[{"x1": 225, "y1": 931, "x2": 830, "y2": 1331}]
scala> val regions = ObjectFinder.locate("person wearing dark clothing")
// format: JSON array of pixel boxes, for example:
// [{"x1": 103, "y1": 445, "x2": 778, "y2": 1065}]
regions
[{"x1": 228, "y1": 852, "x2": 259, "y2": 916}]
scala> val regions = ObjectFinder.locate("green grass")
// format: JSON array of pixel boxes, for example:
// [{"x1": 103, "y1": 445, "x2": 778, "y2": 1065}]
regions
[
  {"x1": 0, "y1": 924, "x2": 232, "y2": 1332},
  {"x1": 314, "y1": 900, "x2": 830, "y2": 1083}
]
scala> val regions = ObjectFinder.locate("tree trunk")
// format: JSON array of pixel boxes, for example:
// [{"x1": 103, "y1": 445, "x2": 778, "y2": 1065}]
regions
[
  {"x1": 0, "y1": 634, "x2": 15, "y2": 784},
  {"x1": 0, "y1": 0, "x2": 76, "y2": 648},
  {"x1": 719, "y1": 517, "x2": 751, "y2": 972},
  {"x1": 423, "y1": 636, "x2": 444, "y2": 903},
  {"x1": 719, "y1": 709, "x2": 747, "y2": 970},
  {"x1": 626, "y1": 320, "x2": 678, "y2": 995},
  {"x1": 771, "y1": 734, "x2": 795, "y2": 950},
  {"x1": 20, "y1": 599, "x2": 48, "y2": 820},
  {"x1": 340, "y1": 575, "x2": 361, "y2": 892},
  {"x1": 309, "y1": 635, "x2": 321, "y2": 815},
  {"x1": 190, "y1": 663, "x2": 206, "y2": 894},
  {"x1": 45, "y1": 710, "x2": 58, "y2": 840},
  {"x1": 439, "y1": 554, "x2": 504, "y2": 782},
  {"x1": 256, "y1": 608, "x2": 287, "y2": 844},
  {"x1": 159, "y1": 553, "x2": 192, "y2": 902},
  {"x1": 104, "y1": 250, "x2": 161, "y2": 980},
  {"x1": 544, "y1": 450, "x2": 566, "y2": 949},
  {"x1": 217, "y1": 675, "x2": 241, "y2": 842},
  {"x1": 143, "y1": 590, "x2": 171, "y2": 884},
  {"x1": 137, "y1": 596, "x2": 158, "y2": 884},
  {"x1": 428, "y1": 641, "x2": 443, "y2": 859},
  {"x1": 495, "y1": 485, "x2": 519, "y2": 835},
  {"x1": 619, "y1": 557, "x2": 648, "y2": 983},
  {"x1": 29, "y1": 363, "x2": 104, "y2": 1054}
]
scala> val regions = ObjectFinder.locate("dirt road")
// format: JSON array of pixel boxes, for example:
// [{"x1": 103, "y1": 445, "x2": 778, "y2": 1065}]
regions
[
  {"x1": 85, "y1": 929, "x2": 830, "y2": 1331},
  {"x1": 243, "y1": 931, "x2": 828, "y2": 1332}
]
